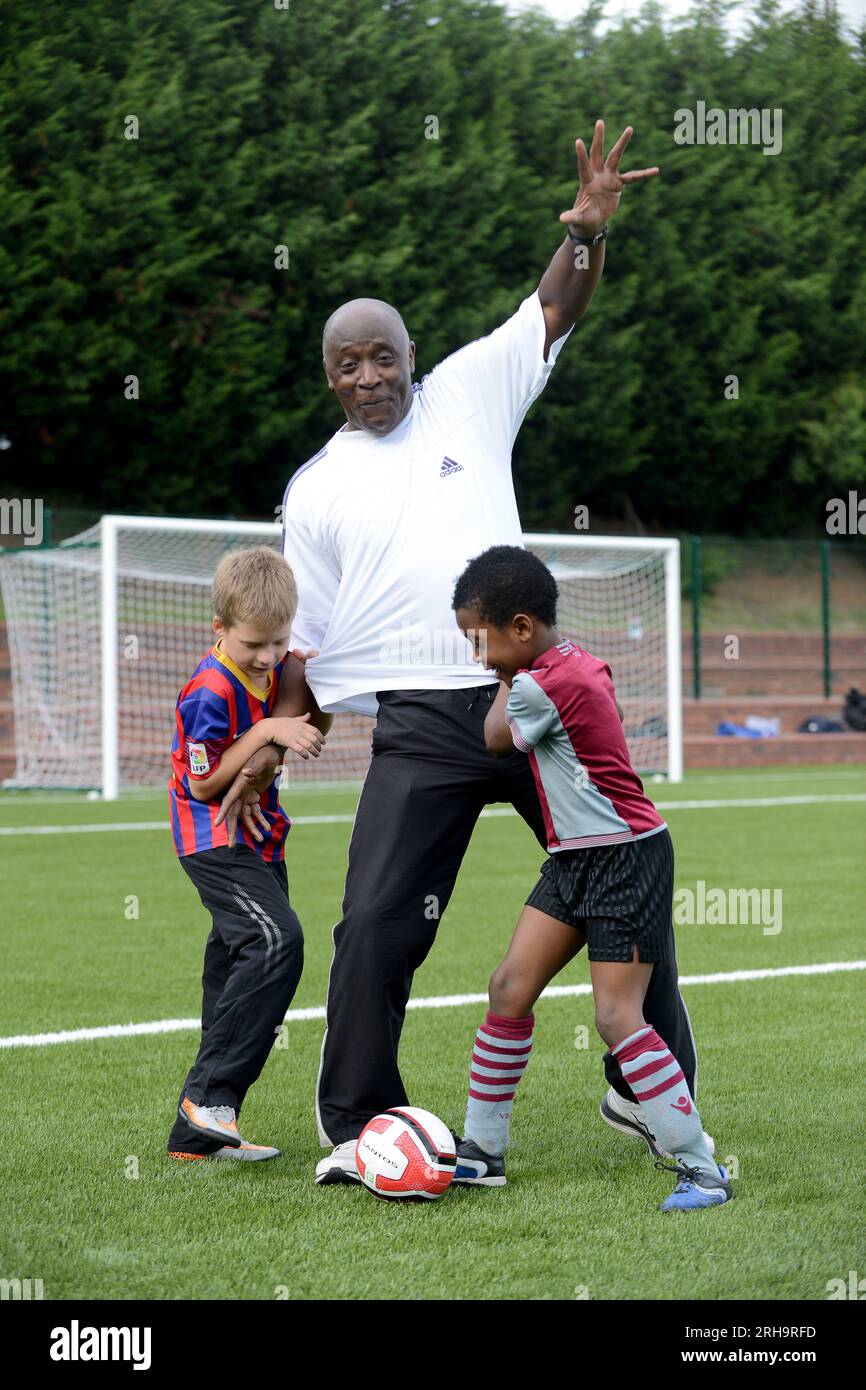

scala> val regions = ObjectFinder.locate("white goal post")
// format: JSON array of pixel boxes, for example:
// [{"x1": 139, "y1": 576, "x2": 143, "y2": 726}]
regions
[{"x1": 0, "y1": 515, "x2": 682, "y2": 796}]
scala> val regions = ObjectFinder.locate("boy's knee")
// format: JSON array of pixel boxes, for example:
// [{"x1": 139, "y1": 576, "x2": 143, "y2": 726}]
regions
[
  {"x1": 276, "y1": 933, "x2": 303, "y2": 977},
  {"x1": 267, "y1": 903, "x2": 303, "y2": 941},
  {"x1": 595, "y1": 998, "x2": 643, "y2": 1047},
  {"x1": 246, "y1": 908, "x2": 303, "y2": 980},
  {"x1": 489, "y1": 963, "x2": 531, "y2": 1017}
]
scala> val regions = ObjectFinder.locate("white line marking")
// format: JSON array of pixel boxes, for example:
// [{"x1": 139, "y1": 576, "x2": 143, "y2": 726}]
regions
[
  {"x1": 667, "y1": 769, "x2": 866, "y2": 785},
  {"x1": 1, "y1": 792, "x2": 864, "y2": 835},
  {"x1": 2, "y1": 767, "x2": 861, "y2": 806},
  {"x1": 0, "y1": 821, "x2": 173, "y2": 835},
  {"x1": 2, "y1": 960, "x2": 863, "y2": 1050},
  {"x1": 661, "y1": 793, "x2": 866, "y2": 810}
]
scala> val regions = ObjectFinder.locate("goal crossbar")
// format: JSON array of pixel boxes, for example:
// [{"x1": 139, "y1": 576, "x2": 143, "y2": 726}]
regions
[{"x1": 0, "y1": 516, "x2": 683, "y2": 796}]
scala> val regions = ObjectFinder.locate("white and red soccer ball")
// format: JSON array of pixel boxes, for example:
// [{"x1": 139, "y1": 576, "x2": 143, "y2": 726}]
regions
[{"x1": 356, "y1": 1107, "x2": 456, "y2": 1200}]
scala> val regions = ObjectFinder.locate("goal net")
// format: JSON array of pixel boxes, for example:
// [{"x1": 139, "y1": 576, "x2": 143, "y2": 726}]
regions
[{"x1": 0, "y1": 516, "x2": 681, "y2": 795}]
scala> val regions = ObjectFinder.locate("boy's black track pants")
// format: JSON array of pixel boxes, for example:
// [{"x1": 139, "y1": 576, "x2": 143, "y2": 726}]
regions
[{"x1": 167, "y1": 846, "x2": 303, "y2": 1154}]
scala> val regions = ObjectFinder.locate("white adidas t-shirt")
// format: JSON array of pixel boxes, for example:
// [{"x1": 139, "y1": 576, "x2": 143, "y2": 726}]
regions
[{"x1": 281, "y1": 291, "x2": 572, "y2": 716}]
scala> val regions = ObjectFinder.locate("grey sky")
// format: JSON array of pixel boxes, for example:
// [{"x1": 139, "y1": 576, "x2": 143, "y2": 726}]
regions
[{"x1": 506, "y1": 0, "x2": 866, "y2": 36}]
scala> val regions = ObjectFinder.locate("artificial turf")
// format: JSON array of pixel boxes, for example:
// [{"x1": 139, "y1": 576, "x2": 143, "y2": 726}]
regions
[{"x1": 1, "y1": 766, "x2": 864, "y2": 1300}]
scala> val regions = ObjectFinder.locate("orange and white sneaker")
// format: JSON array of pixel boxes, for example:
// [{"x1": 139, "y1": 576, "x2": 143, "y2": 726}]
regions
[
  {"x1": 178, "y1": 1097, "x2": 243, "y2": 1148},
  {"x1": 168, "y1": 1142, "x2": 282, "y2": 1162}
]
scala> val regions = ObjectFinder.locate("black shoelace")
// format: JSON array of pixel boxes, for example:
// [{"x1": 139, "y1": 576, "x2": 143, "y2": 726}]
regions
[{"x1": 654, "y1": 1158, "x2": 702, "y2": 1186}]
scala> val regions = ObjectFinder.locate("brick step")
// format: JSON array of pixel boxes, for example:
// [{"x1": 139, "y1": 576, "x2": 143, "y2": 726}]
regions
[
  {"x1": 684, "y1": 732, "x2": 866, "y2": 768},
  {"x1": 682, "y1": 696, "x2": 846, "y2": 735},
  {"x1": 682, "y1": 632, "x2": 864, "y2": 657},
  {"x1": 685, "y1": 671, "x2": 863, "y2": 698},
  {"x1": 685, "y1": 655, "x2": 864, "y2": 672}
]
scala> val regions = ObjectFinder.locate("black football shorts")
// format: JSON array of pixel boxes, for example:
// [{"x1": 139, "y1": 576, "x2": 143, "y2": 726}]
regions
[{"x1": 524, "y1": 825, "x2": 675, "y2": 963}]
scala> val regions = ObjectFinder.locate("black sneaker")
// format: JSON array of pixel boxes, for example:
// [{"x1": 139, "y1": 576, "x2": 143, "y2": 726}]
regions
[
  {"x1": 599, "y1": 1086, "x2": 715, "y2": 1161},
  {"x1": 599, "y1": 1088, "x2": 663, "y2": 1158},
  {"x1": 452, "y1": 1134, "x2": 507, "y2": 1187}
]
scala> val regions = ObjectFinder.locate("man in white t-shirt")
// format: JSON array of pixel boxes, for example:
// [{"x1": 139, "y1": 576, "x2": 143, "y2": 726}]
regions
[{"x1": 222, "y1": 123, "x2": 700, "y2": 1183}]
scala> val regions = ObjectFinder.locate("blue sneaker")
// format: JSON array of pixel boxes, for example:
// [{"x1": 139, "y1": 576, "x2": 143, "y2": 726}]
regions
[
  {"x1": 658, "y1": 1160, "x2": 733, "y2": 1211},
  {"x1": 451, "y1": 1134, "x2": 507, "y2": 1187}
]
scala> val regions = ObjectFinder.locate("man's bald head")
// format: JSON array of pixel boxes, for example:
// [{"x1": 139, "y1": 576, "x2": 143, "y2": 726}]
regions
[
  {"x1": 321, "y1": 297, "x2": 416, "y2": 437},
  {"x1": 322, "y1": 298, "x2": 410, "y2": 358}
]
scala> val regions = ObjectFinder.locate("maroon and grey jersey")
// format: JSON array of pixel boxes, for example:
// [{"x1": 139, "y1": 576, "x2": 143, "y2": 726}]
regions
[{"x1": 505, "y1": 640, "x2": 666, "y2": 852}]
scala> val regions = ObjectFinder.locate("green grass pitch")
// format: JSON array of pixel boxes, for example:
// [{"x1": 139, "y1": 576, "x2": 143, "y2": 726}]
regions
[{"x1": 1, "y1": 766, "x2": 864, "y2": 1301}]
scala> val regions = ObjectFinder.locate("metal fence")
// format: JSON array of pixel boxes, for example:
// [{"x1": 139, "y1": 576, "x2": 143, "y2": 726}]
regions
[{"x1": 683, "y1": 537, "x2": 866, "y2": 700}]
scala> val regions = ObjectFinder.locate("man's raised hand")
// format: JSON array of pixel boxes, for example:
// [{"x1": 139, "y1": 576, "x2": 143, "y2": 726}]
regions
[{"x1": 560, "y1": 120, "x2": 659, "y2": 239}]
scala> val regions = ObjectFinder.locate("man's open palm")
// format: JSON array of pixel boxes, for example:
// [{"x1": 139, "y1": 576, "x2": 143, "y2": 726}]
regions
[{"x1": 560, "y1": 120, "x2": 659, "y2": 238}]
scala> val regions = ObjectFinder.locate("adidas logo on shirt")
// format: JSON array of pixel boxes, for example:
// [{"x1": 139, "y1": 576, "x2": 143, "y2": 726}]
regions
[{"x1": 440, "y1": 456, "x2": 464, "y2": 476}]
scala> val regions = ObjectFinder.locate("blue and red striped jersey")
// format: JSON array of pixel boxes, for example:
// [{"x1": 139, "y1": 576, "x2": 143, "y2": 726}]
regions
[{"x1": 169, "y1": 643, "x2": 290, "y2": 861}]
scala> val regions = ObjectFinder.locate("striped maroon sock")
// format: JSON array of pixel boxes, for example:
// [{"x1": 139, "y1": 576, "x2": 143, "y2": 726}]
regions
[
  {"x1": 463, "y1": 1010, "x2": 534, "y2": 1155},
  {"x1": 613, "y1": 1025, "x2": 715, "y2": 1174}
]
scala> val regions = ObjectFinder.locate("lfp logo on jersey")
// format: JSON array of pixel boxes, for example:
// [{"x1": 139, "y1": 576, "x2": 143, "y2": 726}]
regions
[{"x1": 187, "y1": 742, "x2": 210, "y2": 776}]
